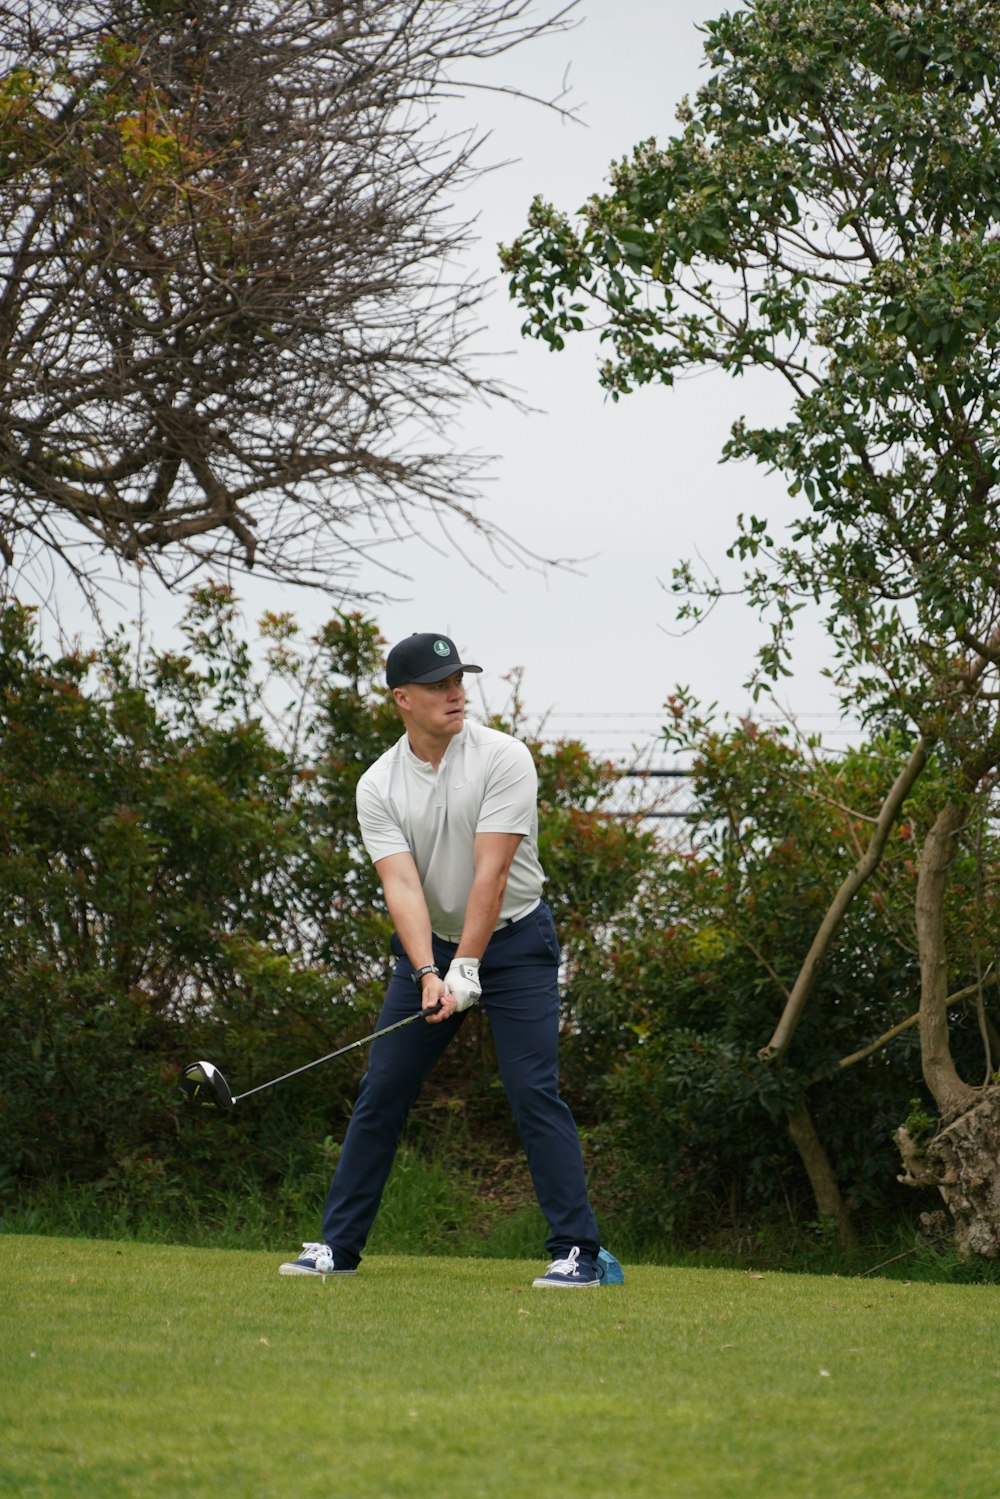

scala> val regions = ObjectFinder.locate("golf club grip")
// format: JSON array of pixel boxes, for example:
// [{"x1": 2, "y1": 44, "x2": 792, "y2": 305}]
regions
[{"x1": 231, "y1": 1000, "x2": 445, "y2": 1103}]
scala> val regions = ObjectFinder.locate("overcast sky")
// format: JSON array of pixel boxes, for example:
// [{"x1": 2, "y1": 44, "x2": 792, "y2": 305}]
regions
[
  {"x1": 367, "y1": 0, "x2": 853, "y2": 758},
  {"x1": 40, "y1": 1, "x2": 856, "y2": 764}
]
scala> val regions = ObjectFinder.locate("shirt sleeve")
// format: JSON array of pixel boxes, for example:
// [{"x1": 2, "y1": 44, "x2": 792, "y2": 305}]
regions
[
  {"x1": 356, "y1": 772, "x2": 411, "y2": 864},
  {"x1": 476, "y1": 738, "x2": 537, "y2": 835}
]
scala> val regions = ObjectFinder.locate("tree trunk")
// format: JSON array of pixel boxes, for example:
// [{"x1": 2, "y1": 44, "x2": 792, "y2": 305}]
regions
[
  {"x1": 786, "y1": 1092, "x2": 858, "y2": 1249},
  {"x1": 896, "y1": 1086, "x2": 1000, "y2": 1259},
  {"x1": 761, "y1": 735, "x2": 934, "y2": 1060},
  {"x1": 895, "y1": 799, "x2": 1000, "y2": 1258},
  {"x1": 915, "y1": 801, "x2": 978, "y2": 1120}
]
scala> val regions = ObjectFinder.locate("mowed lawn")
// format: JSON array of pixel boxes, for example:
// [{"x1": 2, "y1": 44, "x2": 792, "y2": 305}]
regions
[{"x1": 1, "y1": 1234, "x2": 997, "y2": 1498}]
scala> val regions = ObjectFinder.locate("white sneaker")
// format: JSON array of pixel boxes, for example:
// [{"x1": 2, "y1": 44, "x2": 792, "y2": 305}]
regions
[{"x1": 278, "y1": 1242, "x2": 356, "y2": 1277}]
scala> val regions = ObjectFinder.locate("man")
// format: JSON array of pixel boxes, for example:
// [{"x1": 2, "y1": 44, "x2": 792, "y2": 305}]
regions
[{"x1": 280, "y1": 631, "x2": 602, "y2": 1288}]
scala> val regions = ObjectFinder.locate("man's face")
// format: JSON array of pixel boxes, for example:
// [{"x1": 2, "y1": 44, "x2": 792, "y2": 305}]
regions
[{"x1": 394, "y1": 670, "x2": 466, "y2": 738}]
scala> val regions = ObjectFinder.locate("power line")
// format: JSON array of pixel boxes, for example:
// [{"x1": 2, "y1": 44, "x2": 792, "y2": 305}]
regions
[
  {"x1": 616, "y1": 768, "x2": 691, "y2": 777},
  {"x1": 546, "y1": 710, "x2": 854, "y2": 720}
]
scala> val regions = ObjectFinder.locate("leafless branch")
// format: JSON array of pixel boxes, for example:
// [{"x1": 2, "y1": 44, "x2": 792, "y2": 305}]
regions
[{"x1": 0, "y1": 0, "x2": 581, "y2": 599}]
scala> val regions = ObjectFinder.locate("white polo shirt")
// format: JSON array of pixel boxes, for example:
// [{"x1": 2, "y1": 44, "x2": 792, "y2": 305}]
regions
[{"x1": 356, "y1": 721, "x2": 545, "y2": 941}]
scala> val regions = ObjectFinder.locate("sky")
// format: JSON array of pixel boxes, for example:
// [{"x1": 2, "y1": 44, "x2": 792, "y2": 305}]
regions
[{"x1": 33, "y1": 1, "x2": 856, "y2": 767}]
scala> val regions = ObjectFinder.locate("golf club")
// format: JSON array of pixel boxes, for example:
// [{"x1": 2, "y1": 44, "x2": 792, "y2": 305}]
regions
[{"x1": 178, "y1": 1002, "x2": 442, "y2": 1110}]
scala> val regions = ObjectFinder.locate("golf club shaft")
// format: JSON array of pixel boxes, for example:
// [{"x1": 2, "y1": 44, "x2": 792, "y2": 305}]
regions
[{"x1": 232, "y1": 1004, "x2": 438, "y2": 1103}]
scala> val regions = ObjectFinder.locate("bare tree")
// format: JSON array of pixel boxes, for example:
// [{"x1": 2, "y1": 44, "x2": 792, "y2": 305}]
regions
[{"x1": 0, "y1": 0, "x2": 575, "y2": 599}]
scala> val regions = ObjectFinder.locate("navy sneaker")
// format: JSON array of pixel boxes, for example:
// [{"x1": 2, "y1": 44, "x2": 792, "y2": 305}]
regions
[
  {"x1": 279, "y1": 1242, "x2": 356, "y2": 1277},
  {"x1": 532, "y1": 1246, "x2": 600, "y2": 1289}
]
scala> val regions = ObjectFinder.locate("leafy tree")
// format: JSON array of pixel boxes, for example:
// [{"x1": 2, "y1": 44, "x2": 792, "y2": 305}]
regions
[
  {"x1": 0, "y1": 587, "x2": 396, "y2": 1204},
  {"x1": 0, "y1": 588, "x2": 665, "y2": 1244},
  {"x1": 0, "y1": 0, "x2": 574, "y2": 593},
  {"x1": 501, "y1": 0, "x2": 1000, "y2": 1255},
  {"x1": 592, "y1": 714, "x2": 1000, "y2": 1254}
]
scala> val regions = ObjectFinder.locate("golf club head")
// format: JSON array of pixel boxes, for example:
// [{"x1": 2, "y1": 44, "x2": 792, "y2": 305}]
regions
[{"x1": 178, "y1": 1060, "x2": 235, "y2": 1110}]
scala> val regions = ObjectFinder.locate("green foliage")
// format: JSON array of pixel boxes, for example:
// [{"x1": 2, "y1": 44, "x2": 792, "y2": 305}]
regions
[
  {"x1": 519, "y1": 733, "x2": 660, "y2": 1087},
  {"x1": 502, "y1": 0, "x2": 1000, "y2": 1243},
  {"x1": 902, "y1": 1097, "x2": 937, "y2": 1143},
  {"x1": 502, "y1": 0, "x2": 1000, "y2": 762},
  {"x1": 0, "y1": 590, "x2": 663, "y2": 1248},
  {"x1": 588, "y1": 711, "x2": 1000, "y2": 1250},
  {"x1": 7, "y1": 586, "x2": 995, "y2": 1257},
  {"x1": 0, "y1": 591, "x2": 398, "y2": 1202}
]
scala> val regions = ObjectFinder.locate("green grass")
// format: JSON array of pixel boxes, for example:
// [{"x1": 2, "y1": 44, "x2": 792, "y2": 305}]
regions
[{"x1": 2, "y1": 1234, "x2": 998, "y2": 1498}]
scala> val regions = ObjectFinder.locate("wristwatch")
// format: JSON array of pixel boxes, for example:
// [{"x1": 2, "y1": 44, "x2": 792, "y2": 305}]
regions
[{"x1": 411, "y1": 964, "x2": 440, "y2": 987}]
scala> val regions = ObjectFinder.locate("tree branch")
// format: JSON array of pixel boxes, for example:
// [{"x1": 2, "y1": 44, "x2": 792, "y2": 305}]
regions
[{"x1": 760, "y1": 733, "x2": 935, "y2": 1061}]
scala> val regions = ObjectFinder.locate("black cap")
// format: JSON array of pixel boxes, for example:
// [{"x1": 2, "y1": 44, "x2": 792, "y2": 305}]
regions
[{"x1": 385, "y1": 633, "x2": 483, "y2": 688}]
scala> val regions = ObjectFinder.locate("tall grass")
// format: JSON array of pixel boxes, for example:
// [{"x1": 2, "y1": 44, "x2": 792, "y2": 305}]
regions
[
  {"x1": 1, "y1": 1144, "x2": 480, "y2": 1254},
  {"x1": 4, "y1": 1142, "x2": 1000, "y2": 1284}
]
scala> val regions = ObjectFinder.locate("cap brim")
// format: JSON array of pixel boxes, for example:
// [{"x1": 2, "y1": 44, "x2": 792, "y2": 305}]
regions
[{"x1": 409, "y1": 662, "x2": 482, "y2": 684}]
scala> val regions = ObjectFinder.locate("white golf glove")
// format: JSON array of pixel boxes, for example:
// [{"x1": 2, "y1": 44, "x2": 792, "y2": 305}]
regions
[{"x1": 444, "y1": 956, "x2": 482, "y2": 1012}]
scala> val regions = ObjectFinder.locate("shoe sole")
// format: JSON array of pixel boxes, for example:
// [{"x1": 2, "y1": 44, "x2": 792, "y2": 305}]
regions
[
  {"x1": 531, "y1": 1278, "x2": 600, "y2": 1289},
  {"x1": 279, "y1": 1265, "x2": 357, "y2": 1276}
]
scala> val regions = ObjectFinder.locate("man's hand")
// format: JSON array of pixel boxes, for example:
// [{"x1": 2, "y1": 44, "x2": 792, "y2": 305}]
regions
[
  {"x1": 444, "y1": 957, "x2": 482, "y2": 1013},
  {"x1": 420, "y1": 972, "x2": 450, "y2": 1022}
]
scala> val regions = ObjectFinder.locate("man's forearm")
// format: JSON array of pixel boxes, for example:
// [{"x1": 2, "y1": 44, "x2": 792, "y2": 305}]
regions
[
  {"x1": 456, "y1": 870, "x2": 508, "y2": 959},
  {"x1": 385, "y1": 882, "x2": 436, "y2": 970}
]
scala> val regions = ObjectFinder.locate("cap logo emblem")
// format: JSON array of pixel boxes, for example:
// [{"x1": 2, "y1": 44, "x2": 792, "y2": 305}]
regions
[{"x1": 433, "y1": 640, "x2": 451, "y2": 657}]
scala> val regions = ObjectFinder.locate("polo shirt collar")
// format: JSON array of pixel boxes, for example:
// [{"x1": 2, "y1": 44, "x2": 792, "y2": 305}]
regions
[{"x1": 402, "y1": 724, "x2": 466, "y2": 770}]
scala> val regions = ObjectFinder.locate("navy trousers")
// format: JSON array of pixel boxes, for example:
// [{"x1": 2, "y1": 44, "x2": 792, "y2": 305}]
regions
[{"x1": 321, "y1": 900, "x2": 600, "y2": 1267}]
